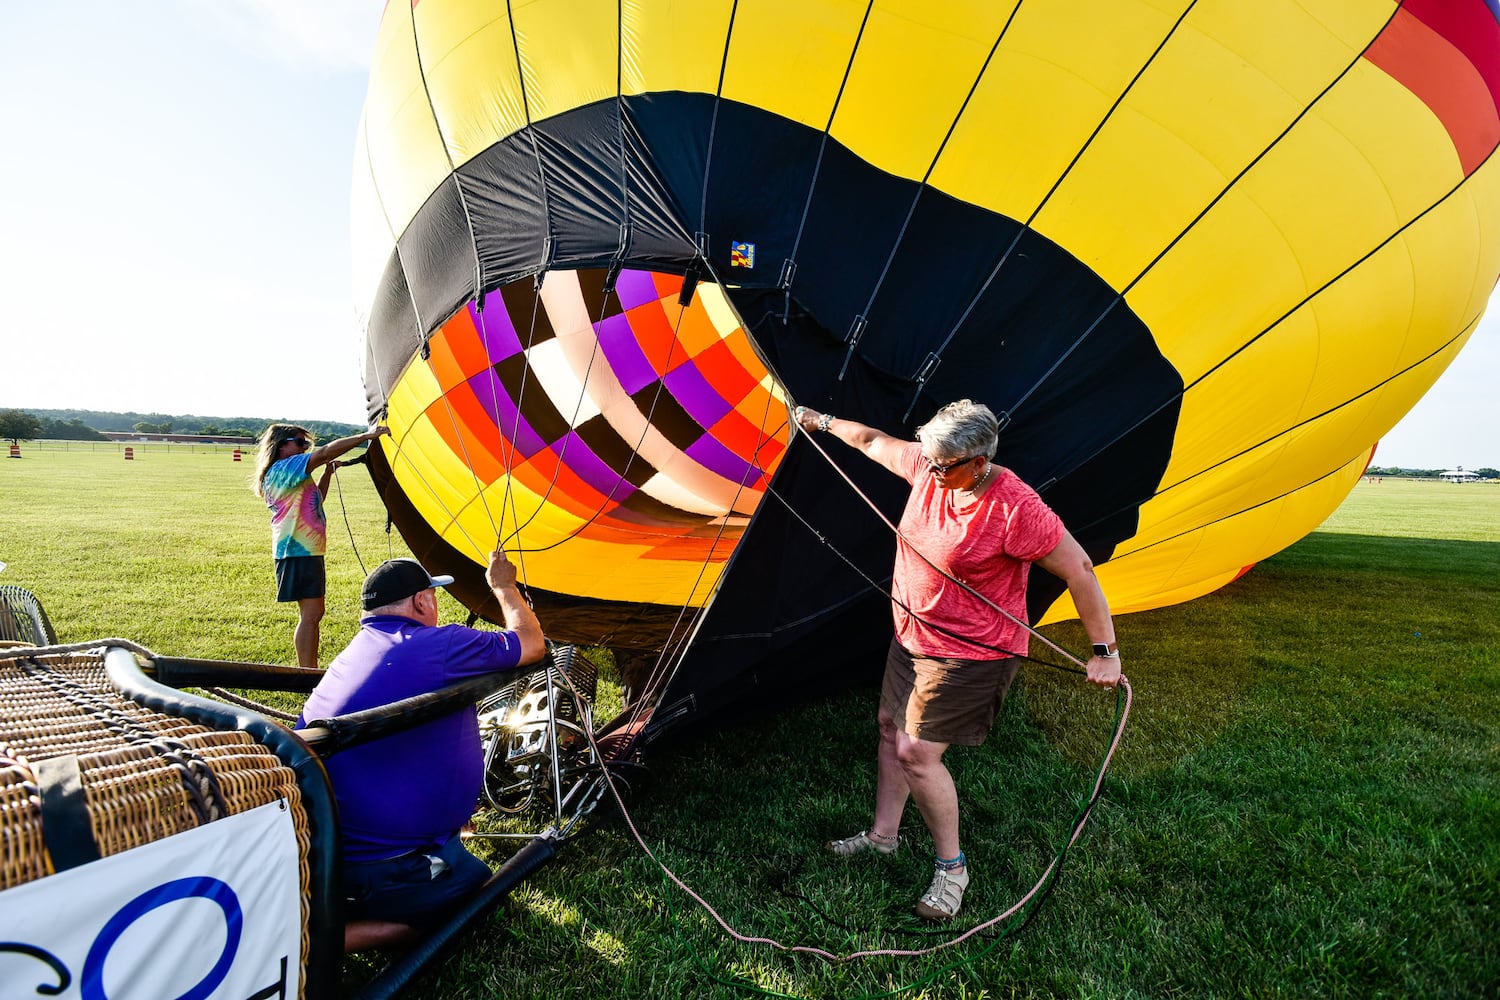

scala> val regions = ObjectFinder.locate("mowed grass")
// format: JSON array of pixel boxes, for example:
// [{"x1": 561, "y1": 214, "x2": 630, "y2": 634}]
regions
[
  {"x1": 3, "y1": 452, "x2": 1497, "y2": 998},
  {"x1": 0, "y1": 444, "x2": 411, "y2": 661}
]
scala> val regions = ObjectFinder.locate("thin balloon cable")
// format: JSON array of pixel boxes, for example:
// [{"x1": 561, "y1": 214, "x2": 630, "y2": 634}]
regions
[
  {"x1": 329, "y1": 465, "x2": 367, "y2": 578},
  {"x1": 1061, "y1": 312, "x2": 1480, "y2": 545},
  {"x1": 375, "y1": 277, "x2": 501, "y2": 551},
  {"x1": 912, "y1": 0, "x2": 1200, "y2": 393},
  {"x1": 496, "y1": 276, "x2": 622, "y2": 551},
  {"x1": 461, "y1": 407, "x2": 1131, "y2": 970},
  {"x1": 487, "y1": 0, "x2": 565, "y2": 571},
  {"x1": 485, "y1": 266, "x2": 740, "y2": 738},
  {"x1": 541, "y1": 576, "x2": 1133, "y2": 971},
  {"x1": 782, "y1": 0, "x2": 875, "y2": 277},
  {"x1": 996, "y1": 0, "x2": 1400, "y2": 424},
  {"x1": 548, "y1": 275, "x2": 781, "y2": 739},
  {"x1": 492, "y1": 271, "x2": 556, "y2": 585},
  {"x1": 1026, "y1": 155, "x2": 1490, "y2": 520},
  {"x1": 841, "y1": 1, "x2": 1021, "y2": 386},
  {"x1": 614, "y1": 382, "x2": 794, "y2": 736},
  {"x1": 756, "y1": 475, "x2": 1053, "y2": 669},
  {"x1": 573, "y1": 415, "x2": 1136, "y2": 967},
  {"x1": 500, "y1": 279, "x2": 670, "y2": 550},
  {"x1": 697, "y1": 0, "x2": 742, "y2": 237},
  {"x1": 360, "y1": 36, "x2": 502, "y2": 555},
  {"x1": 373, "y1": 318, "x2": 491, "y2": 561},
  {"x1": 790, "y1": 419, "x2": 1088, "y2": 667}
]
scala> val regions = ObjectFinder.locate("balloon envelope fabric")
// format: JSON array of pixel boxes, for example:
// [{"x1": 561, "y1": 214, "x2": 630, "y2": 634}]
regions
[
  {"x1": 354, "y1": 0, "x2": 1500, "y2": 719},
  {"x1": 381, "y1": 268, "x2": 785, "y2": 597}
]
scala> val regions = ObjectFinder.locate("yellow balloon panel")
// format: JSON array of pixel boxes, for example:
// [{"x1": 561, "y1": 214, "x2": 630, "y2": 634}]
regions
[
  {"x1": 1131, "y1": 121, "x2": 1462, "y2": 394},
  {"x1": 393, "y1": 417, "x2": 500, "y2": 539},
  {"x1": 1151, "y1": 219, "x2": 1485, "y2": 492},
  {"x1": 825, "y1": 2, "x2": 1019, "y2": 182},
  {"x1": 719, "y1": 0, "x2": 870, "y2": 132},
  {"x1": 1044, "y1": 561, "x2": 1247, "y2": 626},
  {"x1": 362, "y1": 4, "x2": 452, "y2": 242},
  {"x1": 350, "y1": 117, "x2": 394, "y2": 319},
  {"x1": 1032, "y1": 2, "x2": 1393, "y2": 290},
  {"x1": 1448, "y1": 156, "x2": 1500, "y2": 309},
  {"x1": 1048, "y1": 450, "x2": 1369, "y2": 625},
  {"x1": 511, "y1": 0, "x2": 620, "y2": 124},
  {"x1": 1157, "y1": 315, "x2": 1326, "y2": 490},
  {"x1": 414, "y1": 470, "x2": 735, "y2": 606},
  {"x1": 1128, "y1": 193, "x2": 1309, "y2": 384},
  {"x1": 1138, "y1": 431, "x2": 1373, "y2": 556},
  {"x1": 416, "y1": 1, "x2": 530, "y2": 167},
  {"x1": 619, "y1": 0, "x2": 737, "y2": 98},
  {"x1": 929, "y1": 0, "x2": 1189, "y2": 224},
  {"x1": 1137, "y1": 149, "x2": 1493, "y2": 430},
  {"x1": 385, "y1": 357, "x2": 445, "y2": 436}
]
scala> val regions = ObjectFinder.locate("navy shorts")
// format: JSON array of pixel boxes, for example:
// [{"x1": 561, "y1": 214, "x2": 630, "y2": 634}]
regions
[
  {"x1": 343, "y1": 834, "x2": 492, "y2": 926},
  {"x1": 275, "y1": 556, "x2": 325, "y2": 602}
]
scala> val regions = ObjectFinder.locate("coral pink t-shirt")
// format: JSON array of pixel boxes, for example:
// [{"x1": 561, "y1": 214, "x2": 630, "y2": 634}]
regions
[{"x1": 891, "y1": 442, "x2": 1064, "y2": 659}]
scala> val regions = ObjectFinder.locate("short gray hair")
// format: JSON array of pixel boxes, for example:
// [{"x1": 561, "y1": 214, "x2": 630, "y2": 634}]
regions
[{"x1": 916, "y1": 400, "x2": 999, "y2": 460}]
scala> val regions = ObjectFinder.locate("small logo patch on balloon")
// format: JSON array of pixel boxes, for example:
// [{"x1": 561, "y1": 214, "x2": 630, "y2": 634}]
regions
[{"x1": 730, "y1": 241, "x2": 755, "y2": 268}]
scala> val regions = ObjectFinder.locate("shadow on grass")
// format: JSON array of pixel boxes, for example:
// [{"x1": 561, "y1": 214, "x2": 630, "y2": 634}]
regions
[
  {"x1": 338, "y1": 530, "x2": 1500, "y2": 998},
  {"x1": 1032, "y1": 531, "x2": 1500, "y2": 777}
]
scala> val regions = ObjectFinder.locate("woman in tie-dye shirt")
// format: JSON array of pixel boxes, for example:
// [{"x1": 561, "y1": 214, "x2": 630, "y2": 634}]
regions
[{"x1": 253, "y1": 423, "x2": 389, "y2": 666}]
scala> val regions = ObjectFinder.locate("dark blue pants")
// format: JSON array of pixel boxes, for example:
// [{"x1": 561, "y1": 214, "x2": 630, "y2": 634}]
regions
[{"x1": 343, "y1": 833, "x2": 491, "y2": 926}]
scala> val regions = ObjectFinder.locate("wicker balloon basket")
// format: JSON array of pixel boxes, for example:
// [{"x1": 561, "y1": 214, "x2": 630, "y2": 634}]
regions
[
  {"x1": 0, "y1": 584, "x2": 583, "y2": 1000},
  {"x1": 0, "y1": 635, "x2": 341, "y2": 999}
]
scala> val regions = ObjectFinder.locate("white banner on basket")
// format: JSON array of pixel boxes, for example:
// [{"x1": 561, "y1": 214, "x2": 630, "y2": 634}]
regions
[{"x1": 0, "y1": 799, "x2": 302, "y2": 1000}]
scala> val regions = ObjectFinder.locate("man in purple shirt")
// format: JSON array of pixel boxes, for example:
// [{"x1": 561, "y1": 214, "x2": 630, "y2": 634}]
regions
[{"x1": 297, "y1": 549, "x2": 546, "y2": 951}]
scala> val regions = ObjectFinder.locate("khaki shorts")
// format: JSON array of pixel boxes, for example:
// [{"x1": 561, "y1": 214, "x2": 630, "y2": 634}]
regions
[{"x1": 880, "y1": 639, "x2": 1020, "y2": 746}]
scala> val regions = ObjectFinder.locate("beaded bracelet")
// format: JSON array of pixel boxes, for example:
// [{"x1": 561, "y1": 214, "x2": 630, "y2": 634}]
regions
[{"x1": 817, "y1": 412, "x2": 834, "y2": 432}]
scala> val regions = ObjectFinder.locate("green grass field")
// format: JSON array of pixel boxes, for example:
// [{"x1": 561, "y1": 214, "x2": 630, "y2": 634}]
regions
[
  {"x1": 1, "y1": 444, "x2": 408, "y2": 661},
  {"x1": 2, "y1": 449, "x2": 1496, "y2": 998}
]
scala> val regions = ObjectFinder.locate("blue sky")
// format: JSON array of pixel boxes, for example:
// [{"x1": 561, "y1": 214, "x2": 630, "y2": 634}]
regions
[{"x1": 1, "y1": 0, "x2": 1495, "y2": 469}]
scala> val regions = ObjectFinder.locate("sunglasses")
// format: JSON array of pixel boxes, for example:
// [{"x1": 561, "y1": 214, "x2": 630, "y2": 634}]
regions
[
  {"x1": 282, "y1": 437, "x2": 310, "y2": 449},
  {"x1": 928, "y1": 455, "x2": 979, "y2": 475}
]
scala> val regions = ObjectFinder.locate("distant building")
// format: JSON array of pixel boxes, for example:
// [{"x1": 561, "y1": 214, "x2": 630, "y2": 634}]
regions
[{"x1": 1438, "y1": 469, "x2": 1480, "y2": 483}]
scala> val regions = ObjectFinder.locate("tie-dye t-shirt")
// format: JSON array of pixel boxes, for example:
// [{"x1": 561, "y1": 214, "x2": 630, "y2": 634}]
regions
[{"x1": 263, "y1": 453, "x2": 327, "y2": 558}]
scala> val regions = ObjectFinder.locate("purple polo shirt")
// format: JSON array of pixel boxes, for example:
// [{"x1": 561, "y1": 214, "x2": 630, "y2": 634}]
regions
[{"x1": 296, "y1": 615, "x2": 523, "y2": 862}]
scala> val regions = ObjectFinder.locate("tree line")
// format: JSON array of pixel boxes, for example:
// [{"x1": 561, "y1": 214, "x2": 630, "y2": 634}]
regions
[
  {"x1": 1366, "y1": 465, "x2": 1499, "y2": 480},
  {"x1": 0, "y1": 408, "x2": 364, "y2": 445},
  {"x1": 5, "y1": 409, "x2": 1494, "y2": 479}
]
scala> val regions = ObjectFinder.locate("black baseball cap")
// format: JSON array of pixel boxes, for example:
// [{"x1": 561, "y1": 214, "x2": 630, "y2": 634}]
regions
[{"x1": 361, "y1": 559, "x2": 455, "y2": 610}]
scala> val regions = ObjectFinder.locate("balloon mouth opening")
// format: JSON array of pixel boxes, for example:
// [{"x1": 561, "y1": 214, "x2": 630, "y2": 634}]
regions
[{"x1": 369, "y1": 264, "x2": 795, "y2": 636}]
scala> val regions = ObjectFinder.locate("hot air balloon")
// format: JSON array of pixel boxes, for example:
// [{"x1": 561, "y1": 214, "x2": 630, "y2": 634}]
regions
[{"x1": 352, "y1": 0, "x2": 1500, "y2": 727}]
